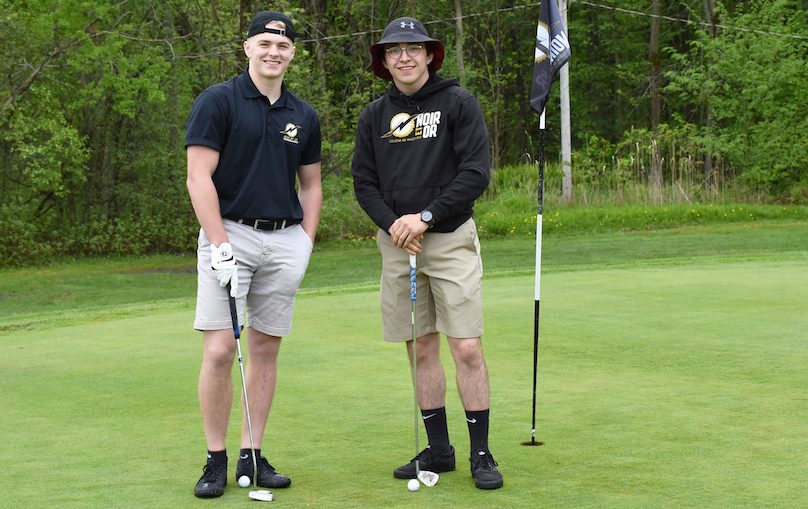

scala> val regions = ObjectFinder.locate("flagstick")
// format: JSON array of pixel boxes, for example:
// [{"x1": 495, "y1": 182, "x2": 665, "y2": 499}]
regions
[
  {"x1": 524, "y1": 110, "x2": 545, "y2": 447},
  {"x1": 526, "y1": 0, "x2": 569, "y2": 448}
]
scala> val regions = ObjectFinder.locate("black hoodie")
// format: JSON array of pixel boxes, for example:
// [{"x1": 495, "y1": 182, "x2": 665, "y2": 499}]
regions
[{"x1": 351, "y1": 74, "x2": 491, "y2": 233}]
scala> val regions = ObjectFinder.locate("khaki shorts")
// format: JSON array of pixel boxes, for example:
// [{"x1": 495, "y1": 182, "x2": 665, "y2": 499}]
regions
[
  {"x1": 377, "y1": 218, "x2": 484, "y2": 342},
  {"x1": 194, "y1": 219, "x2": 313, "y2": 337}
]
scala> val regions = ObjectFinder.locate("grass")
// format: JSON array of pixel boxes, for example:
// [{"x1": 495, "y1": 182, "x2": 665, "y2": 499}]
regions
[
  {"x1": 2, "y1": 218, "x2": 807, "y2": 328},
  {"x1": 475, "y1": 200, "x2": 808, "y2": 237},
  {"x1": 0, "y1": 218, "x2": 806, "y2": 508}
]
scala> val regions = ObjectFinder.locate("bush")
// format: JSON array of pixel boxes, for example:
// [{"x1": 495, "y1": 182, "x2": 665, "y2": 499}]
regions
[
  {"x1": 317, "y1": 174, "x2": 376, "y2": 241},
  {"x1": 0, "y1": 212, "x2": 55, "y2": 267},
  {"x1": 2, "y1": 167, "x2": 806, "y2": 269},
  {"x1": 56, "y1": 217, "x2": 197, "y2": 258}
]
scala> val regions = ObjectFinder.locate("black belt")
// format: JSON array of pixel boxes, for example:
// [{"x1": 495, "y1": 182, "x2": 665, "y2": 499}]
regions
[{"x1": 236, "y1": 218, "x2": 299, "y2": 231}]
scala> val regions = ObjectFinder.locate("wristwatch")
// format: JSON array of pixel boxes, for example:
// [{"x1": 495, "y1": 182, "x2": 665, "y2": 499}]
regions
[{"x1": 420, "y1": 210, "x2": 435, "y2": 229}]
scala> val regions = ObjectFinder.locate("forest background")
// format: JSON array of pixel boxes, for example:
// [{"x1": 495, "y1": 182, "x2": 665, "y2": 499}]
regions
[{"x1": 1, "y1": 0, "x2": 806, "y2": 267}]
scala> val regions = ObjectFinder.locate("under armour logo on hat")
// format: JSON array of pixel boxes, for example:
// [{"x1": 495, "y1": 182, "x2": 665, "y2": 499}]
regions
[{"x1": 400, "y1": 21, "x2": 415, "y2": 29}]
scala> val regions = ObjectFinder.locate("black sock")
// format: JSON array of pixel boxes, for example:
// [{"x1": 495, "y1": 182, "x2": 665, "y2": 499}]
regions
[
  {"x1": 207, "y1": 450, "x2": 227, "y2": 464},
  {"x1": 465, "y1": 409, "x2": 490, "y2": 453},
  {"x1": 422, "y1": 407, "x2": 451, "y2": 451},
  {"x1": 240, "y1": 448, "x2": 261, "y2": 460}
]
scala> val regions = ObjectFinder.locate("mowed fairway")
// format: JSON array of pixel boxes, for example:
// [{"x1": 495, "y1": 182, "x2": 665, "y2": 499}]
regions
[{"x1": 1, "y1": 234, "x2": 806, "y2": 507}]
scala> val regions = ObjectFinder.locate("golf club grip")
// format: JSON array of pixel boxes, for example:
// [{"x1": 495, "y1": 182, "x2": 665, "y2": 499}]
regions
[
  {"x1": 226, "y1": 284, "x2": 240, "y2": 339},
  {"x1": 409, "y1": 255, "x2": 416, "y2": 302}
]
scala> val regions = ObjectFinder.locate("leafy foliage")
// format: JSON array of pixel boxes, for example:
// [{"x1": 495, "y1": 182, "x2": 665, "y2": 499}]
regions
[
  {"x1": 0, "y1": 0, "x2": 805, "y2": 267},
  {"x1": 665, "y1": 0, "x2": 808, "y2": 196}
]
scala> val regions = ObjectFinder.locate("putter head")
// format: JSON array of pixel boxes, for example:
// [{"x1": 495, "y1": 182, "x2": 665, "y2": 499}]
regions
[
  {"x1": 417, "y1": 470, "x2": 439, "y2": 487},
  {"x1": 249, "y1": 489, "x2": 274, "y2": 502}
]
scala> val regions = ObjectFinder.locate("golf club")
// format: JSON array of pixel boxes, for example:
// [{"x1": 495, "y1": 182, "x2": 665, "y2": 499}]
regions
[
  {"x1": 227, "y1": 285, "x2": 274, "y2": 502},
  {"x1": 408, "y1": 254, "x2": 439, "y2": 488}
]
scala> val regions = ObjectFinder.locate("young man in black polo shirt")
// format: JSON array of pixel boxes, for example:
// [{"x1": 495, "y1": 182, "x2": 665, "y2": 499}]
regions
[
  {"x1": 351, "y1": 17, "x2": 503, "y2": 490},
  {"x1": 185, "y1": 11, "x2": 322, "y2": 498}
]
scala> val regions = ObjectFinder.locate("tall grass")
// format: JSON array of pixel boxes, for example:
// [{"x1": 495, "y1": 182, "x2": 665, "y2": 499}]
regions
[
  {"x1": 317, "y1": 126, "x2": 806, "y2": 244},
  {"x1": 475, "y1": 193, "x2": 807, "y2": 237},
  {"x1": 471, "y1": 162, "x2": 808, "y2": 237},
  {"x1": 318, "y1": 164, "x2": 808, "y2": 244},
  {"x1": 565, "y1": 125, "x2": 787, "y2": 205},
  {"x1": 490, "y1": 160, "x2": 752, "y2": 211}
]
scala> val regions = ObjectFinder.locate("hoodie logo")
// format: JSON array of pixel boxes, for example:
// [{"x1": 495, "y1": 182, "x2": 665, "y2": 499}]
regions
[
  {"x1": 383, "y1": 113, "x2": 417, "y2": 138},
  {"x1": 381, "y1": 111, "x2": 441, "y2": 142}
]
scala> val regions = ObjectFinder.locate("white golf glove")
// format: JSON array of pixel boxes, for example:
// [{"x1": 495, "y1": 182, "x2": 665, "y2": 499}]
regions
[{"x1": 210, "y1": 242, "x2": 238, "y2": 297}]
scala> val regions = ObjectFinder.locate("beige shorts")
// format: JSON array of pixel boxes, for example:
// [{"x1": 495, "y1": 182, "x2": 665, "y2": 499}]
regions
[
  {"x1": 194, "y1": 219, "x2": 313, "y2": 337},
  {"x1": 377, "y1": 218, "x2": 484, "y2": 342}
]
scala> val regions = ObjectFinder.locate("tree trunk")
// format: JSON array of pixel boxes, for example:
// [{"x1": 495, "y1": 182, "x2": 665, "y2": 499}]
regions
[
  {"x1": 302, "y1": 0, "x2": 329, "y2": 91},
  {"x1": 559, "y1": 0, "x2": 573, "y2": 203},
  {"x1": 649, "y1": 0, "x2": 661, "y2": 131},
  {"x1": 702, "y1": 0, "x2": 716, "y2": 189},
  {"x1": 454, "y1": 0, "x2": 465, "y2": 83},
  {"x1": 649, "y1": 0, "x2": 663, "y2": 202}
]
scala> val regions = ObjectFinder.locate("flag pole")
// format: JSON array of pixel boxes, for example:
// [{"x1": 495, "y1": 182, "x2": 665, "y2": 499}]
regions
[
  {"x1": 524, "y1": 0, "x2": 569, "y2": 448},
  {"x1": 524, "y1": 110, "x2": 545, "y2": 447}
]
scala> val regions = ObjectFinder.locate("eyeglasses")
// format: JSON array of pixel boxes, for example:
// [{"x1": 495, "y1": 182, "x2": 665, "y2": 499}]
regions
[{"x1": 385, "y1": 45, "x2": 424, "y2": 59}]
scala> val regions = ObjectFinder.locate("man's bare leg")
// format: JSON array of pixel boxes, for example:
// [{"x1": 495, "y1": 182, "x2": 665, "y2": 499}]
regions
[
  {"x1": 199, "y1": 329, "x2": 236, "y2": 451},
  {"x1": 240, "y1": 328, "x2": 281, "y2": 449}
]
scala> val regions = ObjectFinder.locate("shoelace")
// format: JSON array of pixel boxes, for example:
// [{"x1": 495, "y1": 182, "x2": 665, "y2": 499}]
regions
[
  {"x1": 410, "y1": 448, "x2": 433, "y2": 463},
  {"x1": 201, "y1": 462, "x2": 226, "y2": 482},
  {"x1": 473, "y1": 452, "x2": 498, "y2": 470},
  {"x1": 257, "y1": 456, "x2": 277, "y2": 474}
]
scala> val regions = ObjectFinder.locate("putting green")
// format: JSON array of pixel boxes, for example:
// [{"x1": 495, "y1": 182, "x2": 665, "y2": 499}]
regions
[{"x1": 0, "y1": 258, "x2": 805, "y2": 508}]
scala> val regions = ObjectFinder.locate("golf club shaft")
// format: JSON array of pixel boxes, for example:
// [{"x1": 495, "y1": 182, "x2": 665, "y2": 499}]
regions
[
  {"x1": 409, "y1": 254, "x2": 419, "y2": 477},
  {"x1": 227, "y1": 287, "x2": 259, "y2": 488}
]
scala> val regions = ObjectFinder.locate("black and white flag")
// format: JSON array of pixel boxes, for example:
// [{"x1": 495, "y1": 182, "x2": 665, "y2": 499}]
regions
[{"x1": 530, "y1": 0, "x2": 571, "y2": 115}]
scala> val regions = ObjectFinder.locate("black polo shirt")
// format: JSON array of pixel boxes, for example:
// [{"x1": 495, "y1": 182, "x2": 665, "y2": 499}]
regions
[{"x1": 185, "y1": 71, "x2": 321, "y2": 221}]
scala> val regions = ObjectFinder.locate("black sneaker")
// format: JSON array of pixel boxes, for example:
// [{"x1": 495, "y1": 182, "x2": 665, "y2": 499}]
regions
[
  {"x1": 470, "y1": 450, "x2": 503, "y2": 489},
  {"x1": 236, "y1": 451, "x2": 291, "y2": 489},
  {"x1": 393, "y1": 445, "x2": 456, "y2": 479},
  {"x1": 194, "y1": 456, "x2": 227, "y2": 498}
]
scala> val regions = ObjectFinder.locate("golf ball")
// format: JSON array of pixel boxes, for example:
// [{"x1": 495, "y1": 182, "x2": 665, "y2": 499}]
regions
[
  {"x1": 407, "y1": 479, "x2": 420, "y2": 492},
  {"x1": 238, "y1": 475, "x2": 251, "y2": 488}
]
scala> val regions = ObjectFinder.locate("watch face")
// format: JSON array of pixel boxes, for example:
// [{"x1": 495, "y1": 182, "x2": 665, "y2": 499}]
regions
[{"x1": 421, "y1": 211, "x2": 433, "y2": 223}]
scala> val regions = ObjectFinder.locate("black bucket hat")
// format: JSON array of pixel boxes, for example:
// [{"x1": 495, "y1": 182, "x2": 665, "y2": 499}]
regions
[
  {"x1": 247, "y1": 11, "x2": 297, "y2": 42},
  {"x1": 370, "y1": 17, "x2": 445, "y2": 81}
]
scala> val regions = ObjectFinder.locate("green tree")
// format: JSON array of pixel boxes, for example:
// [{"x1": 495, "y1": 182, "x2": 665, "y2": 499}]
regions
[{"x1": 666, "y1": 0, "x2": 808, "y2": 197}]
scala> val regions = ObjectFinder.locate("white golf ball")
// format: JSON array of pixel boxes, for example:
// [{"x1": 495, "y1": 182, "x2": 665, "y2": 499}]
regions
[
  {"x1": 238, "y1": 475, "x2": 251, "y2": 488},
  {"x1": 407, "y1": 479, "x2": 420, "y2": 492}
]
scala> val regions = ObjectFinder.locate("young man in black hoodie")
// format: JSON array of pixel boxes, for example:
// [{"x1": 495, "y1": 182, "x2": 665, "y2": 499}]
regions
[{"x1": 351, "y1": 17, "x2": 503, "y2": 490}]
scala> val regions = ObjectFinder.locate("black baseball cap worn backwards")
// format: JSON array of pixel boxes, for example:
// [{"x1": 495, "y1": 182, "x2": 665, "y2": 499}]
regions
[
  {"x1": 371, "y1": 17, "x2": 445, "y2": 81},
  {"x1": 247, "y1": 11, "x2": 296, "y2": 42}
]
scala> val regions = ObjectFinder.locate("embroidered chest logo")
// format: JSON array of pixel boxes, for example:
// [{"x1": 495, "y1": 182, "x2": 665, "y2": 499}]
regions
[
  {"x1": 281, "y1": 122, "x2": 301, "y2": 144},
  {"x1": 381, "y1": 111, "x2": 442, "y2": 143}
]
